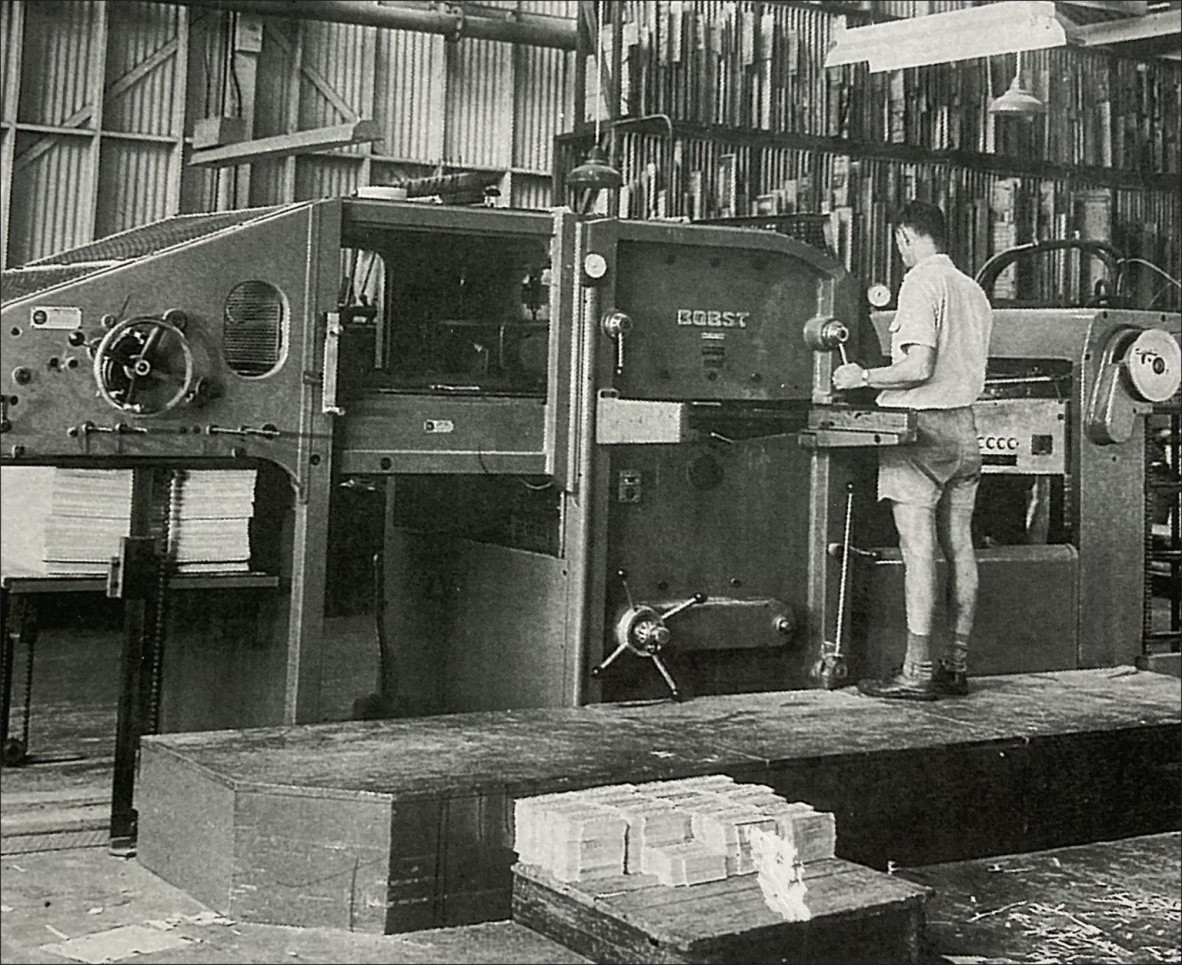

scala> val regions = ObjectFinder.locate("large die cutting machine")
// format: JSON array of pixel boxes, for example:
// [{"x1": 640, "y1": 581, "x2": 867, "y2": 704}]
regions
[{"x1": 2, "y1": 200, "x2": 1178, "y2": 753}]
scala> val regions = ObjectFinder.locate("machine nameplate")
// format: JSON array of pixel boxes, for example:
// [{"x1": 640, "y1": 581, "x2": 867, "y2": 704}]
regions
[
  {"x1": 676, "y1": 309, "x2": 750, "y2": 329},
  {"x1": 30, "y1": 306, "x2": 82, "y2": 330},
  {"x1": 973, "y1": 398, "x2": 1066, "y2": 475}
]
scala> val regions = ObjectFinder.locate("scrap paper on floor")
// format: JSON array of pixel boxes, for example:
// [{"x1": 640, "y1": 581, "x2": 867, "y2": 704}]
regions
[{"x1": 749, "y1": 826, "x2": 811, "y2": 922}]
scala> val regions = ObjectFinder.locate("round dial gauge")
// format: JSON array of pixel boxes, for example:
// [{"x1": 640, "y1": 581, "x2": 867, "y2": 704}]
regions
[{"x1": 583, "y1": 253, "x2": 608, "y2": 280}]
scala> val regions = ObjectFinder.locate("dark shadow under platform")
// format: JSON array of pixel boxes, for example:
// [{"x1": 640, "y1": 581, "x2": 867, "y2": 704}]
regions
[{"x1": 136, "y1": 667, "x2": 1181, "y2": 935}]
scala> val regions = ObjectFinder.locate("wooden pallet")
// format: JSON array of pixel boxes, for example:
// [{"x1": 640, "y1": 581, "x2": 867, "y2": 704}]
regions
[{"x1": 512, "y1": 859, "x2": 932, "y2": 965}]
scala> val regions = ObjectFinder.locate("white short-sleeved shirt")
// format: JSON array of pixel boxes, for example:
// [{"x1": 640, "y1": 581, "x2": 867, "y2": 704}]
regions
[{"x1": 877, "y1": 253, "x2": 993, "y2": 411}]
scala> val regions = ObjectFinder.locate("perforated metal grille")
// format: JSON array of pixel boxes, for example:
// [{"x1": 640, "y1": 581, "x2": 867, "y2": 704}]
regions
[{"x1": 224, "y1": 280, "x2": 285, "y2": 377}]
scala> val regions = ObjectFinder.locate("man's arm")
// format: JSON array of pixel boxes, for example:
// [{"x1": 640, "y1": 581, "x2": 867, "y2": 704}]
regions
[{"x1": 833, "y1": 344, "x2": 934, "y2": 391}]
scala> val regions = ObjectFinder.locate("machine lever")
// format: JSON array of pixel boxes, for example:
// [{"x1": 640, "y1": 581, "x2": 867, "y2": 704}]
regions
[
  {"x1": 601, "y1": 311, "x2": 632, "y2": 377},
  {"x1": 660, "y1": 592, "x2": 708, "y2": 622},
  {"x1": 649, "y1": 656, "x2": 681, "y2": 702},
  {"x1": 812, "y1": 483, "x2": 855, "y2": 687},
  {"x1": 617, "y1": 569, "x2": 636, "y2": 610}
]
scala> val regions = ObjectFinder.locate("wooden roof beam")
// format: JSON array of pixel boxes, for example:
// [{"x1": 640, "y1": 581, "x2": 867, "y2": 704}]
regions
[
  {"x1": 189, "y1": 120, "x2": 382, "y2": 167},
  {"x1": 1072, "y1": 8, "x2": 1181, "y2": 46}
]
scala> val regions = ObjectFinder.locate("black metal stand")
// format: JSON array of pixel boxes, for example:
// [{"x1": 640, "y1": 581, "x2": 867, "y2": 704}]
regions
[
  {"x1": 1, "y1": 590, "x2": 15, "y2": 764},
  {"x1": 108, "y1": 467, "x2": 160, "y2": 855},
  {"x1": 1, "y1": 592, "x2": 37, "y2": 767}
]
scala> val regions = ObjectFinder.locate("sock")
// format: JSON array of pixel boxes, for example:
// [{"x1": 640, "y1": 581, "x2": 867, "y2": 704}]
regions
[
  {"x1": 946, "y1": 634, "x2": 970, "y2": 674},
  {"x1": 903, "y1": 632, "x2": 932, "y2": 681}
]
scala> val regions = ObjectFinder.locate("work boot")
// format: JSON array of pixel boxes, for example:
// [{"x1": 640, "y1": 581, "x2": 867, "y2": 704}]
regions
[
  {"x1": 933, "y1": 660, "x2": 969, "y2": 696},
  {"x1": 856, "y1": 671, "x2": 939, "y2": 702}
]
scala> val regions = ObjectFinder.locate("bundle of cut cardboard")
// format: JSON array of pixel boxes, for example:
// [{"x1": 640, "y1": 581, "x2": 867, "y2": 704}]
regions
[
  {"x1": 42, "y1": 469, "x2": 135, "y2": 575},
  {"x1": 41, "y1": 468, "x2": 256, "y2": 576},
  {"x1": 166, "y1": 470, "x2": 256, "y2": 574},
  {"x1": 513, "y1": 775, "x2": 836, "y2": 887}
]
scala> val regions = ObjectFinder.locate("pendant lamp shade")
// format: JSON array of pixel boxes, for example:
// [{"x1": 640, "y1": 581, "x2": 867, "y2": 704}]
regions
[
  {"x1": 989, "y1": 53, "x2": 1045, "y2": 116},
  {"x1": 566, "y1": 144, "x2": 622, "y2": 191}
]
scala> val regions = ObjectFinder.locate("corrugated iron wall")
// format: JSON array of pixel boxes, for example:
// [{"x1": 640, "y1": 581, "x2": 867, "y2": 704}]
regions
[
  {"x1": 446, "y1": 37, "x2": 515, "y2": 170},
  {"x1": 103, "y1": 1, "x2": 180, "y2": 137},
  {"x1": 17, "y1": 1, "x2": 99, "y2": 128},
  {"x1": 5, "y1": 0, "x2": 1102, "y2": 272},
  {"x1": 377, "y1": 30, "x2": 446, "y2": 163},
  {"x1": 1, "y1": 0, "x2": 577, "y2": 268}
]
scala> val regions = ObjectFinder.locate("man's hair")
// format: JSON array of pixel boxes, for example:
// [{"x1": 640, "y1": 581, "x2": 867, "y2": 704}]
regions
[{"x1": 895, "y1": 200, "x2": 947, "y2": 250}]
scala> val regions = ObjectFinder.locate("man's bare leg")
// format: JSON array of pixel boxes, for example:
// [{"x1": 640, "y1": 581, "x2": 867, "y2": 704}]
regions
[
  {"x1": 936, "y1": 498, "x2": 978, "y2": 674},
  {"x1": 891, "y1": 501, "x2": 938, "y2": 680}
]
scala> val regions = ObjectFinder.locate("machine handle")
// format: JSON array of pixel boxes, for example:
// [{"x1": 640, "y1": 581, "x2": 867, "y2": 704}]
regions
[
  {"x1": 602, "y1": 310, "x2": 632, "y2": 376},
  {"x1": 322, "y1": 311, "x2": 345, "y2": 416},
  {"x1": 660, "y1": 592, "x2": 708, "y2": 622}
]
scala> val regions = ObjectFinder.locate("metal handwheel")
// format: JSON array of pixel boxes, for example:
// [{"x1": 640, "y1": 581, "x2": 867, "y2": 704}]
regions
[{"x1": 93, "y1": 315, "x2": 195, "y2": 416}]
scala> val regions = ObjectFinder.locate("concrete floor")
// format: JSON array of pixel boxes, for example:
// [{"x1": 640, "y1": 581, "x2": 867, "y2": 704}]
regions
[{"x1": 0, "y1": 847, "x2": 589, "y2": 964}]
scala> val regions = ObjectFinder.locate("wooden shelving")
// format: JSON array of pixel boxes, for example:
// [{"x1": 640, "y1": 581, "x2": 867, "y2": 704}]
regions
[{"x1": 561, "y1": 1, "x2": 1181, "y2": 308}]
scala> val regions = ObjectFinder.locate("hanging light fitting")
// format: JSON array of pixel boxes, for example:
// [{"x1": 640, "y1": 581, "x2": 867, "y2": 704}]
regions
[
  {"x1": 988, "y1": 50, "x2": 1046, "y2": 116},
  {"x1": 566, "y1": 143, "x2": 622, "y2": 191},
  {"x1": 566, "y1": 1, "x2": 621, "y2": 199}
]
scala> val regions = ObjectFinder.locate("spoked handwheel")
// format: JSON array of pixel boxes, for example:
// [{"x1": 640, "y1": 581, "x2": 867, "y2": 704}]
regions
[{"x1": 93, "y1": 316, "x2": 195, "y2": 416}]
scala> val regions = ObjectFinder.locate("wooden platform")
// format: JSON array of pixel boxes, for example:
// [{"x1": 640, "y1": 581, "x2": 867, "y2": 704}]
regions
[
  {"x1": 512, "y1": 860, "x2": 931, "y2": 964},
  {"x1": 900, "y1": 832, "x2": 1181, "y2": 964},
  {"x1": 136, "y1": 668, "x2": 1180, "y2": 935}
]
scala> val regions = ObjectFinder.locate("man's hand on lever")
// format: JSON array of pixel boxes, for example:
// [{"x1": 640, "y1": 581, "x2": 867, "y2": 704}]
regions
[{"x1": 832, "y1": 363, "x2": 869, "y2": 391}]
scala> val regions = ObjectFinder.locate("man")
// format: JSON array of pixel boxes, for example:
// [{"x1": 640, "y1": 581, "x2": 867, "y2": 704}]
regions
[{"x1": 832, "y1": 201, "x2": 993, "y2": 700}]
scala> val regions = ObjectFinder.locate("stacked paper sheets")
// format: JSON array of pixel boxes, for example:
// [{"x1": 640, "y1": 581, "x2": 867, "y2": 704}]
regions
[{"x1": 40, "y1": 468, "x2": 257, "y2": 576}]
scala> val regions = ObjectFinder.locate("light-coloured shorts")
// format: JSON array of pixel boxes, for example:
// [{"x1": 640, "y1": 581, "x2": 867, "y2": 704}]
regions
[{"x1": 878, "y1": 407, "x2": 981, "y2": 510}]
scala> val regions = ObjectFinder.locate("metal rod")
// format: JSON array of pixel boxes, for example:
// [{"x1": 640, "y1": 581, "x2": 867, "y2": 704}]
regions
[
  {"x1": 650, "y1": 653, "x2": 680, "y2": 700},
  {"x1": 568, "y1": 278, "x2": 600, "y2": 705},
  {"x1": 159, "y1": 0, "x2": 577, "y2": 50},
  {"x1": 834, "y1": 484, "x2": 854, "y2": 658},
  {"x1": 661, "y1": 593, "x2": 706, "y2": 622},
  {"x1": 984, "y1": 375, "x2": 1062, "y2": 385}
]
